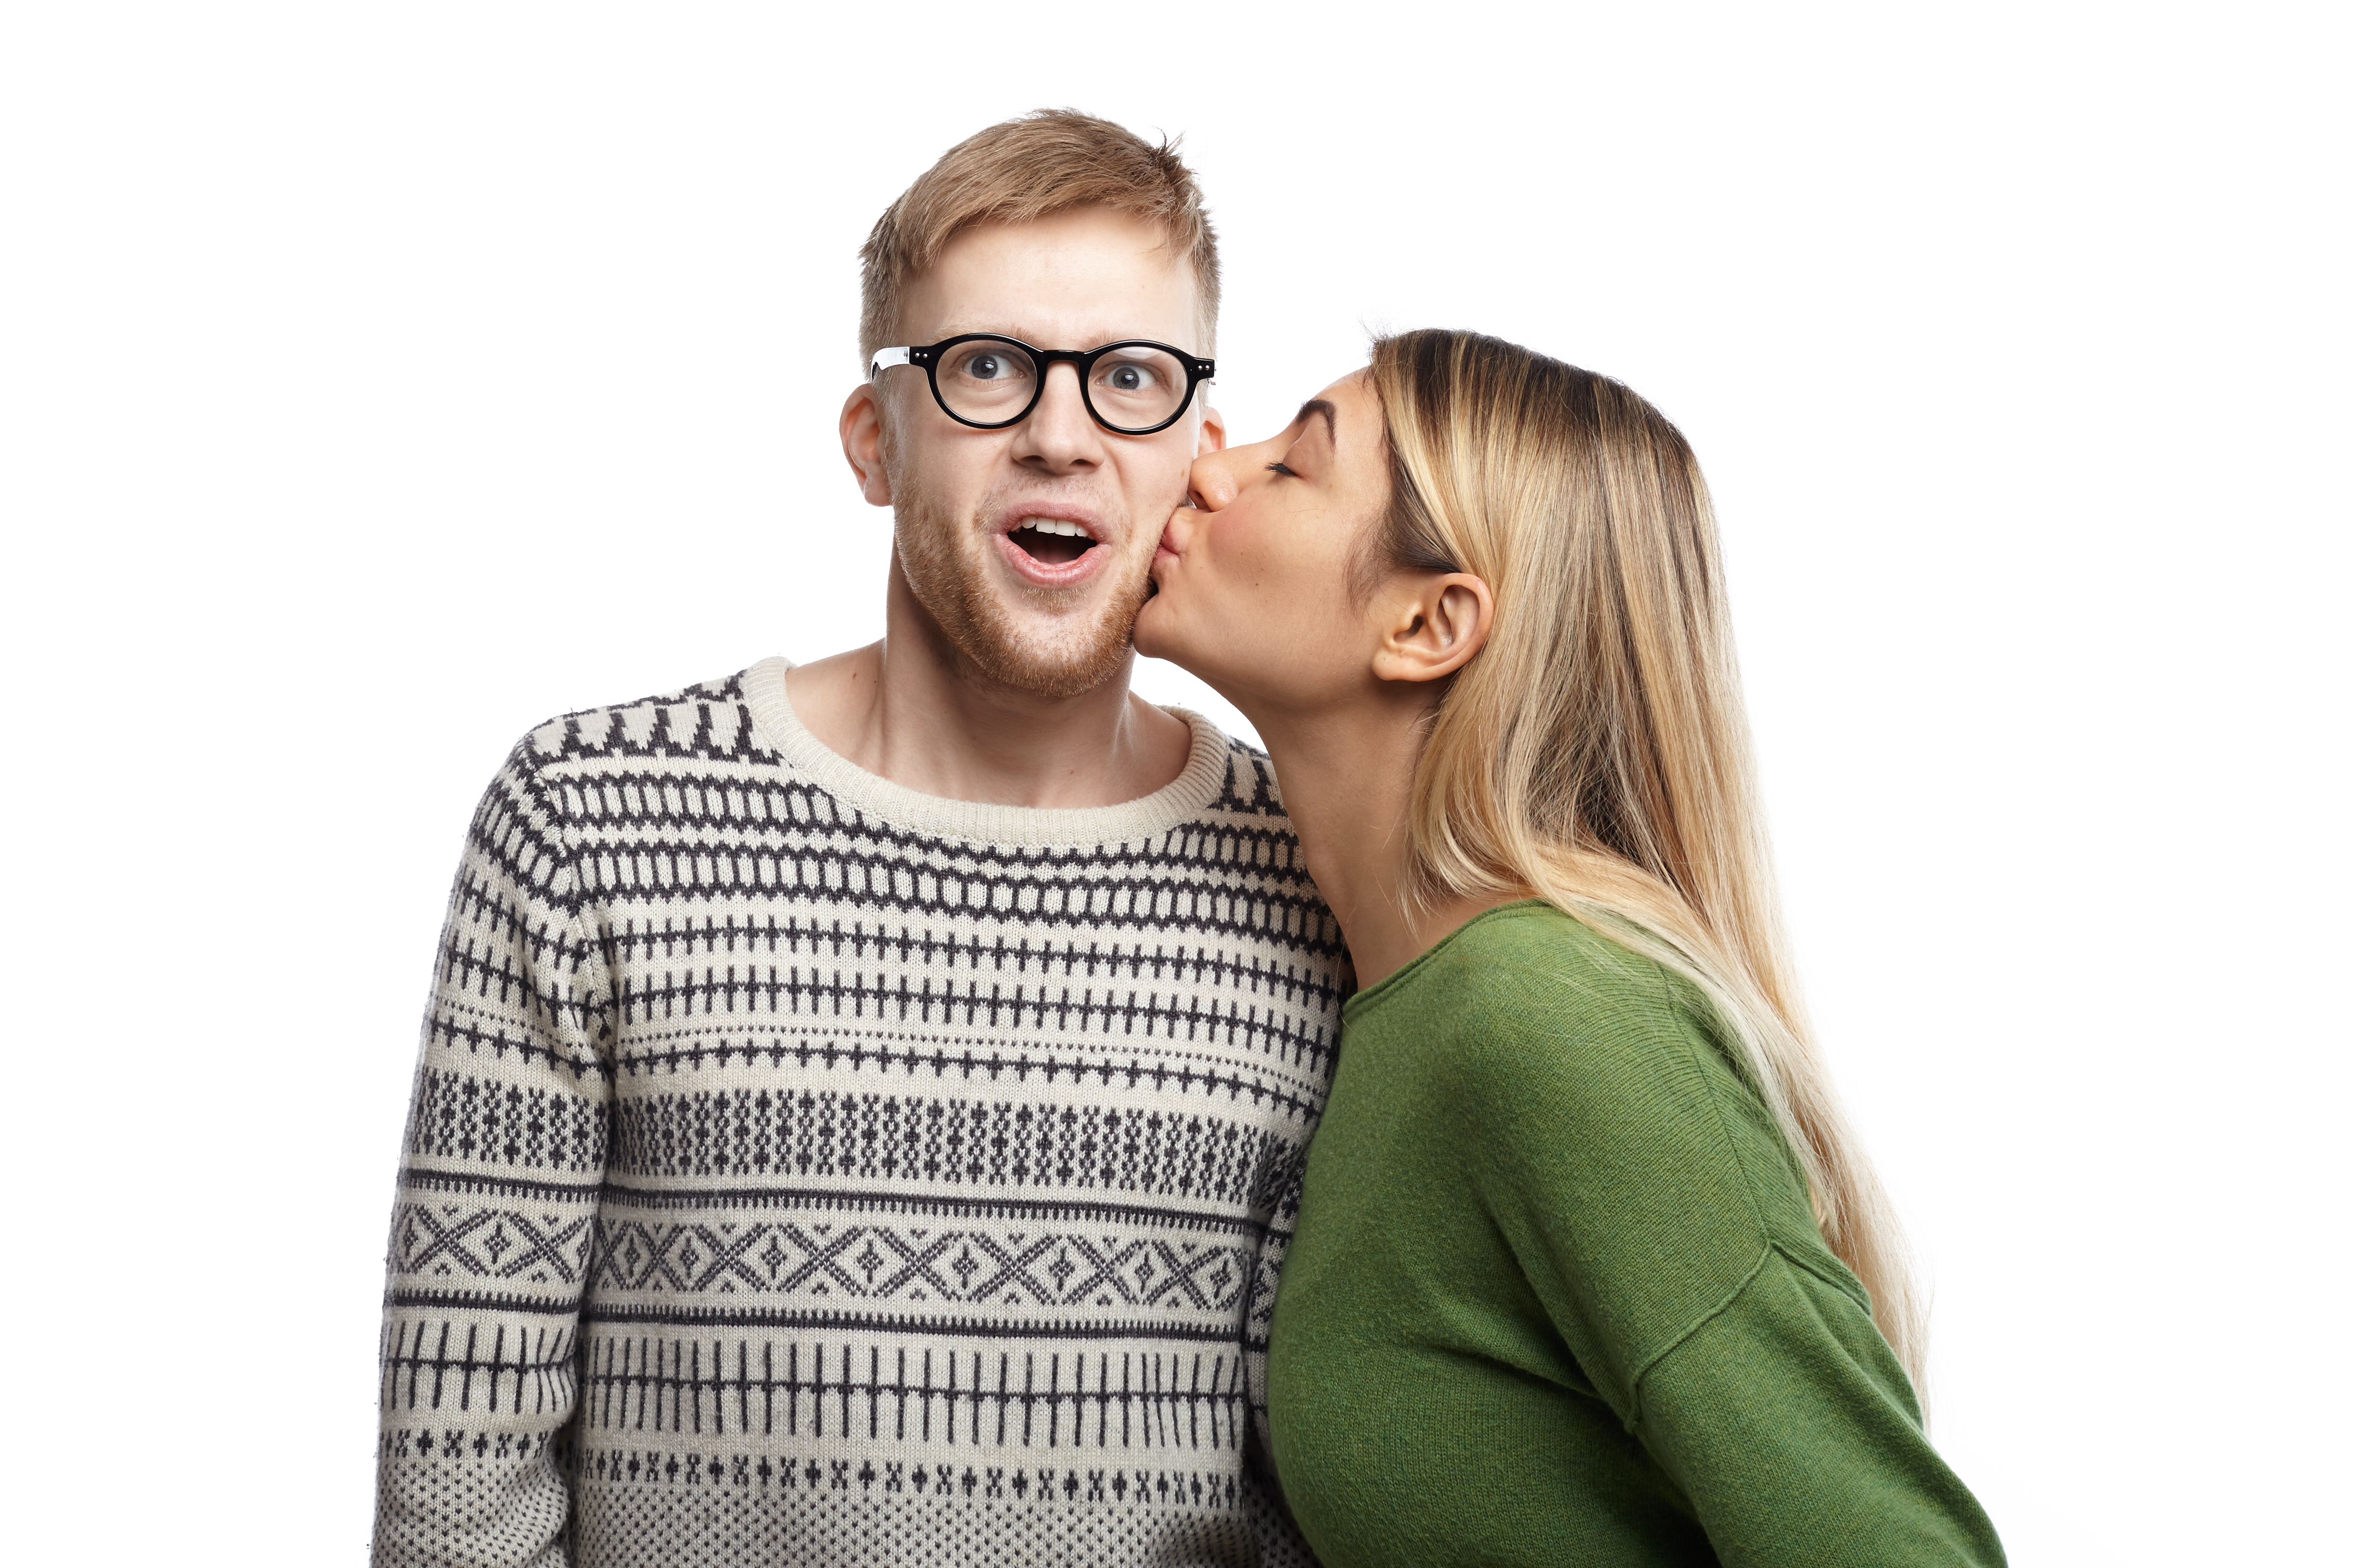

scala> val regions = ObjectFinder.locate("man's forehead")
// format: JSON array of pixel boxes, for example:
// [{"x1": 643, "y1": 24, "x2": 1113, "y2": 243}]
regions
[
  {"x1": 898, "y1": 211, "x2": 1208, "y2": 349},
  {"x1": 920, "y1": 315, "x2": 1194, "y2": 348},
  {"x1": 909, "y1": 268, "x2": 1205, "y2": 347}
]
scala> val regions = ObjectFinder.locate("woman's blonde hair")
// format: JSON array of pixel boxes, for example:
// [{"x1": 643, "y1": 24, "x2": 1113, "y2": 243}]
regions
[{"x1": 1366, "y1": 328, "x2": 1927, "y2": 1395}]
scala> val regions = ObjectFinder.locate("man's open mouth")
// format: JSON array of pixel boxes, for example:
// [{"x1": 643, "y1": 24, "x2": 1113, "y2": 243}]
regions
[{"x1": 1006, "y1": 517, "x2": 1099, "y2": 567}]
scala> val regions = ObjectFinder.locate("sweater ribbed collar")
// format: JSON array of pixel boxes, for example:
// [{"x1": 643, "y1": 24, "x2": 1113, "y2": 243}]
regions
[{"x1": 740, "y1": 655, "x2": 1232, "y2": 850}]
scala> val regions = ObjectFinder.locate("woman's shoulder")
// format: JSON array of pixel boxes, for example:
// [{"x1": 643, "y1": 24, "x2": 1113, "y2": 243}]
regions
[
  {"x1": 1355, "y1": 900, "x2": 1712, "y2": 1102},
  {"x1": 1366, "y1": 902, "x2": 1842, "y2": 1383},
  {"x1": 1365, "y1": 899, "x2": 1824, "y2": 1256}
]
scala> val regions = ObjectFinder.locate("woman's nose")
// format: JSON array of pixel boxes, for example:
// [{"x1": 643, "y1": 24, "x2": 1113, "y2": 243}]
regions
[{"x1": 1186, "y1": 446, "x2": 1242, "y2": 512}]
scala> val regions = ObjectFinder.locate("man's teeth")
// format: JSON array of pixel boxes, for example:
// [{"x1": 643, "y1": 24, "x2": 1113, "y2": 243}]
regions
[{"x1": 1019, "y1": 518, "x2": 1089, "y2": 539}]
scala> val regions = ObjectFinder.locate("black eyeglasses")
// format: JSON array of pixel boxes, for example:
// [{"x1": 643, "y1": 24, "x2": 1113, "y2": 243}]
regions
[{"x1": 870, "y1": 334, "x2": 1214, "y2": 436}]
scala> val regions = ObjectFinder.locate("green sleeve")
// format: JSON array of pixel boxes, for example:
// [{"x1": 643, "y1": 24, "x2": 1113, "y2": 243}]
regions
[
  {"x1": 1447, "y1": 934, "x2": 2002, "y2": 1566},
  {"x1": 1635, "y1": 1249, "x2": 2005, "y2": 1566}
]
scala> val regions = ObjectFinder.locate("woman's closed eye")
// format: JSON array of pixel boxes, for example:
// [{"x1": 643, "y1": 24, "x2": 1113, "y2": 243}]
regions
[{"x1": 1265, "y1": 461, "x2": 1299, "y2": 478}]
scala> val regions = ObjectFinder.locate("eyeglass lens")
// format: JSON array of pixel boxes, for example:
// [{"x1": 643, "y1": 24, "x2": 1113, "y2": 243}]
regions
[{"x1": 935, "y1": 340, "x2": 1189, "y2": 432}]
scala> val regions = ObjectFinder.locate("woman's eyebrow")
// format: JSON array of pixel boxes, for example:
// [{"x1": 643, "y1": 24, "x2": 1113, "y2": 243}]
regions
[{"x1": 1294, "y1": 399, "x2": 1338, "y2": 444}]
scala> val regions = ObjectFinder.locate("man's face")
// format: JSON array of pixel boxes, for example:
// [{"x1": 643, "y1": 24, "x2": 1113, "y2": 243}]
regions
[{"x1": 845, "y1": 206, "x2": 1224, "y2": 699}]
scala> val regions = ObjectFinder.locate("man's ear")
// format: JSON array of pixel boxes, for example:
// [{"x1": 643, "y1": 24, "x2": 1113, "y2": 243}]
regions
[
  {"x1": 840, "y1": 383, "x2": 894, "y2": 507},
  {"x1": 1370, "y1": 573, "x2": 1495, "y2": 685},
  {"x1": 1197, "y1": 400, "x2": 1227, "y2": 456}
]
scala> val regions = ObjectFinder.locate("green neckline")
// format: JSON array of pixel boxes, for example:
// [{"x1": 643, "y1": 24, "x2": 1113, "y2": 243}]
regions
[{"x1": 1342, "y1": 898, "x2": 1556, "y2": 1025}]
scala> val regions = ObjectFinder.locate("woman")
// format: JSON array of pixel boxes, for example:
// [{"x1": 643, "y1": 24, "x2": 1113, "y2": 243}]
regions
[{"x1": 1134, "y1": 330, "x2": 2002, "y2": 1565}]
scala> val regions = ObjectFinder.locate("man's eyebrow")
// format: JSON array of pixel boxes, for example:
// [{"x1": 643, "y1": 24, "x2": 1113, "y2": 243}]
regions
[{"x1": 1295, "y1": 399, "x2": 1338, "y2": 443}]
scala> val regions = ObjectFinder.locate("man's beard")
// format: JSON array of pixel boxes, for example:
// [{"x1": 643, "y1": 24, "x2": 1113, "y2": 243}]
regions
[{"x1": 893, "y1": 478, "x2": 1154, "y2": 702}]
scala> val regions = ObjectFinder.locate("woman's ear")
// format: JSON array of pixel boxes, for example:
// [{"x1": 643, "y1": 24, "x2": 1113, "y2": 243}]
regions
[
  {"x1": 1371, "y1": 572, "x2": 1495, "y2": 685},
  {"x1": 840, "y1": 384, "x2": 894, "y2": 507}
]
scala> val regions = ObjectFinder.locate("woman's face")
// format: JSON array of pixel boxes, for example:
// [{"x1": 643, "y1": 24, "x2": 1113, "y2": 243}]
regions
[{"x1": 1134, "y1": 370, "x2": 1394, "y2": 719}]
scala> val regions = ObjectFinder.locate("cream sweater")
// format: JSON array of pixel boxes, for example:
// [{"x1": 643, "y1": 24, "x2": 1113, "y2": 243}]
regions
[{"x1": 374, "y1": 658, "x2": 1348, "y2": 1566}]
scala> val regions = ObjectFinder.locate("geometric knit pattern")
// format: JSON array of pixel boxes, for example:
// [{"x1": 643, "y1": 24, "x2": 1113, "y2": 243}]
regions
[{"x1": 374, "y1": 658, "x2": 1350, "y2": 1567}]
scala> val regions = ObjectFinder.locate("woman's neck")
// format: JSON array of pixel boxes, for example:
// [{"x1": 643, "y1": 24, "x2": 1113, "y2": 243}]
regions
[{"x1": 1253, "y1": 694, "x2": 1520, "y2": 992}]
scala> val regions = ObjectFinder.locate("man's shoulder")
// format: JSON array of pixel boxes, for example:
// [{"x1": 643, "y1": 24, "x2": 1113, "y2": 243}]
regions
[
  {"x1": 1191, "y1": 725, "x2": 1294, "y2": 825},
  {"x1": 506, "y1": 665, "x2": 773, "y2": 779}
]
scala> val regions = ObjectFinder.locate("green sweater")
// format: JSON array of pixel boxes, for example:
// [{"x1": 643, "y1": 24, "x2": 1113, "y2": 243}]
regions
[{"x1": 1266, "y1": 902, "x2": 2001, "y2": 1567}]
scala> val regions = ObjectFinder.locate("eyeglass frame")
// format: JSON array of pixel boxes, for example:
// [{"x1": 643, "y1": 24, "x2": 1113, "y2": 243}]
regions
[{"x1": 869, "y1": 334, "x2": 1216, "y2": 436}]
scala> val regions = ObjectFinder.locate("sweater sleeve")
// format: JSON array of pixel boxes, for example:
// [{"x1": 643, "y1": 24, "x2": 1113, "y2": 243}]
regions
[
  {"x1": 373, "y1": 738, "x2": 615, "y2": 1568},
  {"x1": 1240, "y1": 1146, "x2": 1325, "y2": 1567},
  {"x1": 1632, "y1": 1249, "x2": 2005, "y2": 1567}
]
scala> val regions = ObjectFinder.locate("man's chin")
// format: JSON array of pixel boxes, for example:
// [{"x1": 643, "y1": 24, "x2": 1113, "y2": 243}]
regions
[
  {"x1": 939, "y1": 589, "x2": 1147, "y2": 702},
  {"x1": 962, "y1": 627, "x2": 1135, "y2": 700}
]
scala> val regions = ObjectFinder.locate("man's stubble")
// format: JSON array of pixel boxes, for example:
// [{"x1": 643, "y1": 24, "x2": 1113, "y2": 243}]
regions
[{"x1": 891, "y1": 469, "x2": 1155, "y2": 703}]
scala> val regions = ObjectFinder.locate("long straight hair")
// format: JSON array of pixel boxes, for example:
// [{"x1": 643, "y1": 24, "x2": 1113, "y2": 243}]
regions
[{"x1": 1366, "y1": 329, "x2": 1927, "y2": 1395}]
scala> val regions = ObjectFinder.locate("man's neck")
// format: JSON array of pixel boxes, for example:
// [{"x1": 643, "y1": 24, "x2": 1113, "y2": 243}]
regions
[{"x1": 786, "y1": 564, "x2": 1195, "y2": 810}]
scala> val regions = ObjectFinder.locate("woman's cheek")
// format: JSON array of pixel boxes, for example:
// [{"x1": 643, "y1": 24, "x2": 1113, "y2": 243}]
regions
[{"x1": 1232, "y1": 529, "x2": 1282, "y2": 595}]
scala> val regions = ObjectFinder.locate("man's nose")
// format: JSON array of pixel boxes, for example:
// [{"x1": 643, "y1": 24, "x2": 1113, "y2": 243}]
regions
[{"x1": 1010, "y1": 362, "x2": 1104, "y2": 471}]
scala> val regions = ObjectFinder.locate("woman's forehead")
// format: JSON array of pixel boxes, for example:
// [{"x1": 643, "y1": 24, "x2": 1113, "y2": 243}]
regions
[{"x1": 1298, "y1": 369, "x2": 1377, "y2": 443}]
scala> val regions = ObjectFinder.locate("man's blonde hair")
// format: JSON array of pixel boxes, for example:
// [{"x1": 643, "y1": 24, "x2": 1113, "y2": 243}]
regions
[{"x1": 858, "y1": 109, "x2": 1221, "y2": 365}]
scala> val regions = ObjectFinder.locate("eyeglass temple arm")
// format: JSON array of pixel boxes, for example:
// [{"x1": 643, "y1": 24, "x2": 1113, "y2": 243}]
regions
[{"x1": 869, "y1": 346, "x2": 913, "y2": 379}]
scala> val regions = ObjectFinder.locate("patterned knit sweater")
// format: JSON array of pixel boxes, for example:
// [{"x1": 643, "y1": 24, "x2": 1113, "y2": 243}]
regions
[{"x1": 374, "y1": 658, "x2": 1350, "y2": 1567}]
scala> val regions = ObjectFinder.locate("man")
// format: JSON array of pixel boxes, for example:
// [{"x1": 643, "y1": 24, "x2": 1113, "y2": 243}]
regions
[{"x1": 374, "y1": 110, "x2": 1347, "y2": 1566}]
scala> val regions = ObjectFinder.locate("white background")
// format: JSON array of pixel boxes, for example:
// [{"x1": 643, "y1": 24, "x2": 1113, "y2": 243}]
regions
[{"x1": 3, "y1": 3, "x2": 2345, "y2": 1562}]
